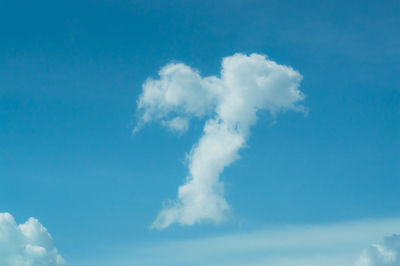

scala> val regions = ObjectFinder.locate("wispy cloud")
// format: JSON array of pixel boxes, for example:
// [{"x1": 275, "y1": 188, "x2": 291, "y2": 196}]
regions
[
  {"x1": 72, "y1": 217, "x2": 400, "y2": 266},
  {"x1": 135, "y1": 53, "x2": 305, "y2": 229},
  {"x1": 356, "y1": 234, "x2": 400, "y2": 266},
  {"x1": 0, "y1": 212, "x2": 65, "y2": 266}
]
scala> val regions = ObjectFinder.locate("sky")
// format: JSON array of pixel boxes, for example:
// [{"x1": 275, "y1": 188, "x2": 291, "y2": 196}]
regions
[{"x1": 0, "y1": 0, "x2": 399, "y2": 265}]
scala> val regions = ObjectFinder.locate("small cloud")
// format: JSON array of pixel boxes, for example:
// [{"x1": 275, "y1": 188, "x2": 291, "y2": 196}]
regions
[
  {"x1": 0, "y1": 212, "x2": 65, "y2": 266},
  {"x1": 356, "y1": 234, "x2": 400, "y2": 266}
]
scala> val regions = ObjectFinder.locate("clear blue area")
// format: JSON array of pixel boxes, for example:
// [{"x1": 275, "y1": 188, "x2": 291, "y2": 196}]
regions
[{"x1": 0, "y1": 0, "x2": 399, "y2": 263}]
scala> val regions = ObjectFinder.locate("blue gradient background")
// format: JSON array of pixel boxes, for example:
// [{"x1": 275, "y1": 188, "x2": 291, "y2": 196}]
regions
[{"x1": 1, "y1": 0, "x2": 399, "y2": 263}]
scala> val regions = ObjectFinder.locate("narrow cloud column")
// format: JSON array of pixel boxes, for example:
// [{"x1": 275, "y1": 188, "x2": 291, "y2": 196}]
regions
[{"x1": 153, "y1": 120, "x2": 244, "y2": 228}]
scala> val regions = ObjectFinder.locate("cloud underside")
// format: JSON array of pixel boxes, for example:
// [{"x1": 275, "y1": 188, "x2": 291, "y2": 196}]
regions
[
  {"x1": 0, "y1": 212, "x2": 65, "y2": 266},
  {"x1": 136, "y1": 53, "x2": 305, "y2": 229}
]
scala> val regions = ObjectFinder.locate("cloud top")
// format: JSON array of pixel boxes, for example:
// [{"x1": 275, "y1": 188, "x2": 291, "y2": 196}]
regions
[
  {"x1": 136, "y1": 53, "x2": 305, "y2": 229},
  {"x1": 0, "y1": 212, "x2": 65, "y2": 266}
]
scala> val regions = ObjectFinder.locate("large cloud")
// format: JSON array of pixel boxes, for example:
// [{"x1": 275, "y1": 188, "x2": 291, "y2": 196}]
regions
[
  {"x1": 136, "y1": 53, "x2": 305, "y2": 229},
  {"x1": 356, "y1": 234, "x2": 400, "y2": 266},
  {"x1": 0, "y1": 212, "x2": 65, "y2": 266}
]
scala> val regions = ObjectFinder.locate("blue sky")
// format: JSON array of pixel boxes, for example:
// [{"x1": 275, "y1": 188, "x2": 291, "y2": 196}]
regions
[{"x1": 0, "y1": 0, "x2": 399, "y2": 265}]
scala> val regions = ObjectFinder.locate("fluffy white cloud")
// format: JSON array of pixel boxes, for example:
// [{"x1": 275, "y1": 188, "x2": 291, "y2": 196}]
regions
[
  {"x1": 356, "y1": 234, "x2": 400, "y2": 266},
  {"x1": 0, "y1": 213, "x2": 65, "y2": 266},
  {"x1": 136, "y1": 53, "x2": 305, "y2": 229},
  {"x1": 135, "y1": 63, "x2": 218, "y2": 127}
]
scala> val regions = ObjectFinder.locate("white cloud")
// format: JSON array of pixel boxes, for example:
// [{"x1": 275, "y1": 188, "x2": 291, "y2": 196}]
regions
[
  {"x1": 0, "y1": 212, "x2": 65, "y2": 266},
  {"x1": 136, "y1": 62, "x2": 218, "y2": 125},
  {"x1": 356, "y1": 234, "x2": 400, "y2": 266},
  {"x1": 136, "y1": 53, "x2": 305, "y2": 229}
]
